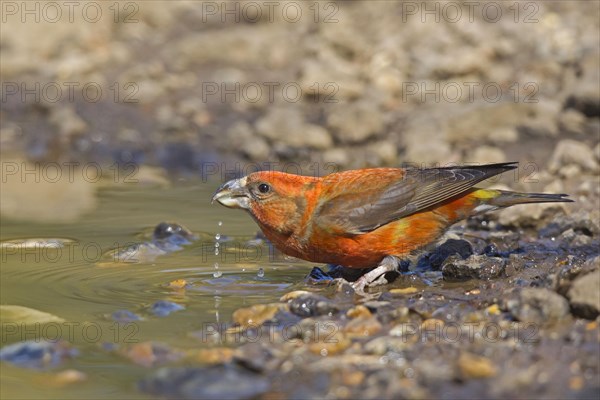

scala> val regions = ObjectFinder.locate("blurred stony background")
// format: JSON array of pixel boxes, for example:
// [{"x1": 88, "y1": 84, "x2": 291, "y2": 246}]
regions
[{"x1": 1, "y1": 0, "x2": 598, "y2": 184}]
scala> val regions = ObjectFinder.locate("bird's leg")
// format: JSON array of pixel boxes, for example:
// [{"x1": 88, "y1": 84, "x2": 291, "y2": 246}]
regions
[{"x1": 352, "y1": 256, "x2": 400, "y2": 293}]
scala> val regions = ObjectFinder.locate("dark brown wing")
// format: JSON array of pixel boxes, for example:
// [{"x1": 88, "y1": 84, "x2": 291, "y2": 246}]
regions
[{"x1": 315, "y1": 162, "x2": 517, "y2": 235}]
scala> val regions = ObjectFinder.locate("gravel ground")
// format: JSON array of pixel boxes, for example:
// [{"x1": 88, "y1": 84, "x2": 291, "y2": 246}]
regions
[{"x1": 137, "y1": 206, "x2": 600, "y2": 399}]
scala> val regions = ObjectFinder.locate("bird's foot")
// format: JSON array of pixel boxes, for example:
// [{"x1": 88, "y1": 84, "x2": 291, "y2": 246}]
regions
[{"x1": 351, "y1": 256, "x2": 400, "y2": 294}]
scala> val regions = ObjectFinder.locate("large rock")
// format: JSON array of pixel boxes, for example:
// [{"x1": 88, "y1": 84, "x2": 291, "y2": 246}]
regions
[
  {"x1": 442, "y1": 254, "x2": 505, "y2": 280},
  {"x1": 564, "y1": 54, "x2": 600, "y2": 118},
  {"x1": 139, "y1": 365, "x2": 270, "y2": 400},
  {"x1": 504, "y1": 288, "x2": 570, "y2": 325},
  {"x1": 255, "y1": 107, "x2": 332, "y2": 149},
  {"x1": 326, "y1": 101, "x2": 384, "y2": 144},
  {"x1": 0, "y1": 158, "x2": 97, "y2": 223},
  {"x1": 446, "y1": 103, "x2": 534, "y2": 143},
  {"x1": 226, "y1": 121, "x2": 269, "y2": 160},
  {"x1": 174, "y1": 24, "x2": 300, "y2": 68},
  {"x1": 567, "y1": 269, "x2": 600, "y2": 319},
  {"x1": 400, "y1": 113, "x2": 455, "y2": 164},
  {"x1": 298, "y1": 58, "x2": 364, "y2": 101},
  {"x1": 548, "y1": 139, "x2": 600, "y2": 174}
]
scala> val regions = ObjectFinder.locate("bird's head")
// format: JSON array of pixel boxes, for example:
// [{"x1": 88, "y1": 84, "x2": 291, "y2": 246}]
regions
[{"x1": 212, "y1": 171, "x2": 317, "y2": 236}]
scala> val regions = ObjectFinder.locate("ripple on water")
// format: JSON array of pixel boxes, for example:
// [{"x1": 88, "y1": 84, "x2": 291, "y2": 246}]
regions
[
  {"x1": 2, "y1": 249, "x2": 166, "y2": 308},
  {"x1": 187, "y1": 273, "x2": 295, "y2": 296},
  {"x1": 1, "y1": 230, "x2": 310, "y2": 317}
]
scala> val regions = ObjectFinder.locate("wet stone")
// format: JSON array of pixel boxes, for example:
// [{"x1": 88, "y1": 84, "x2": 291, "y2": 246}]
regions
[
  {"x1": 389, "y1": 287, "x2": 419, "y2": 295},
  {"x1": 0, "y1": 238, "x2": 76, "y2": 250},
  {"x1": 152, "y1": 222, "x2": 197, "y2": 250},
  {"x1": 306, "y1": 266, "x2": 335, "y2": 284},
  {"x1": 432, "y1": 303, "x2": 476, "y2": 323},
  {"x1": 392, "y1": 271, "x2": 432, "y2": 288},
  {"x1": 553, "y1": 256, "x2": 596, "y2": 296},
  {"x1": 409, "y1": 298, "x2": 439, "y2": 320},
  {"x1": 465, "y1": 235, "x2": 489, "y2": 255},
  {"x1": 335, "y1": 281, "x2": 357, "y2": 299},
  {"x1": 504, "y1": 288, "x2": 570, "y2": 325},
  {"x1": 308, "y1": 330, "x2": 351, "y2": 356},
  {"x1": 0, "y1": 340, "x2": 77, "y2": 370},
  {"x1": 347, "y1": 305, "x2": 372, "y2": 319},
  {"x1": 375, "y1": 305, "x2": 410, "y2": 325},
  {"x1": 121, "y1": 342, "x2": 184, "y2": 368},
  {"x1": 413, "y1": 356, "x2": 455, "y2": 384},
  {"x1": 194, "y1": 348, "x2": 234, "y2": 365},
  {"x1": 559, "y1": 228, "x2": 589, "y2": 246},
  {"x1": 105, "y1": 222, "x2": 197, "y2": 264},
  {"x1": 504, "y1": 253, "x2": 528, "y2": 277},
  {"x1": 569, "y1": 232, "x2": 594, "y2": 248},
  {"x1": 540, "y1": 222, "x2": 567, "y2": 239},
  {"x1": 442, "y1": 255, "x2": 506, "y2": 281},
  {"x1": 233, "y1": 342, "x2": 277, "y2": 373},
  {"x1": 138, "y1": 365, "x2": 270, "y2": 400},
  {"x1": 167, "y1": 279, "x2": 188, "y2": 290},
  {"x1": 232, "y1": 304, "x2": 283, "y2": 328},
  {"x1": 364, "y1": 336, "x2": 411, "y2": 355},
  {"x1": 288, "y1": 293, "x2": 339, "y2": 318},
  {"x1": 111, "y1": 310, "x2": 142, "y2": 323},
  {"x1": 417, "y1": 239, "x2": 473, "y2": 270},
  {"x1": 280, "y1": 291, "x2": 311, "y2": 301},
  {"x1": 488, "y1": 231, "x2": 521, "y2": 253},
  {"x1": 150, "y1": 300, "x2": 185, "y2": 317},
  {"x1": 457, "y1": 352, "x2": 497, "y2": 379},
  {"x1": 357, "y1": 302, "x2": 393, "y2": 323},
  {"x1": 344, "y1": 316, "x2": 383, "y2": 337},
  {"x1": 277, "y1": 369, "x2": 331, "y2": 399},
  {"x1": 0, "y1": 305, "x2": 65, "y2": 324},
  {"x1": 39, "y1": 369, "x2": 88, "y2": 388},
  {"x1": 103, "y1": 243, "x2": 165, "y2": 264},
  {"x1": 361, "y1": 368, "x2": 424, "y2": 399},
  {"x1": 264, "y1": 310, "x2": 302, "y2": 328},
  {"x1": 153, "y1": 222, "x2": 195, "y2": 242},
  {"x1": 548, "y1": 211, "x2": 600, "y2": 238},
  {"x1": 327, "y1": 264, "x2": 372, "y2": 282},
  {"x1": 483, "y1": 243, "x2": 502, "y2": 257}
]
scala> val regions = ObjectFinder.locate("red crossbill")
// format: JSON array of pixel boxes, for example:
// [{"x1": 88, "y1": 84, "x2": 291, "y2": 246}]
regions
[{"x1": 212, "y1": 162, "x2": 572, "y2": 291}]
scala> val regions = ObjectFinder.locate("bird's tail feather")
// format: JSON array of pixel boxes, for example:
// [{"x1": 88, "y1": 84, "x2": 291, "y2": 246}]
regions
[{"x1": 489, "y1": 190, "x2": 574, "y2": 207}]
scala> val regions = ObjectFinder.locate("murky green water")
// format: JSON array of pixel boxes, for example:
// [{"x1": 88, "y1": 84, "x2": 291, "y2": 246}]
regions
[{"x1": 0, "y1": 180, "x2": 315, "y2": 399}]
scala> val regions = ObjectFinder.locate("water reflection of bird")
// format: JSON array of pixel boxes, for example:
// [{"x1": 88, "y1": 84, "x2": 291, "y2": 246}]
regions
[{"x1": 212, "y1": 162, "x2": 572, "y2": 292}]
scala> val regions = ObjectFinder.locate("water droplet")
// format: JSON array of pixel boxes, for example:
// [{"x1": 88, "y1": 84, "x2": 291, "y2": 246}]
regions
[
  {"x1": 218, "y1": 221, "x2": 222, "y2": 227},
  {"x1": 214, "y1": 263, "x2": 219, "y2": 269},
  {"x1": 215, "y1": 233, "x2": 221, "y2": 241},
  {"x1": 214, "y1": 249, "x2": 219, "y2": 256},
  {"x1": 257, "y1": 267, "x2": 265, "y2": 278},
  {"x1": 320, "y1": 348, "x2": 328, "y2": 357},
  {"x1": 213, "y1": 270, "x2": 222, "y2": 278},
  {"x1": 215, "y1": 242, "x2": 220, "y2": 248},
  {"x1": 242, "y1": 268, "x2": 246, "y2": 272}
]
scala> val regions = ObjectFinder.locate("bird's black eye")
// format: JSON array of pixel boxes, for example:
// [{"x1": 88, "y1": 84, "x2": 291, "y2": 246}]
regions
[{"x1": 258, "y1": 183, "x2": 270, "y2": 194}]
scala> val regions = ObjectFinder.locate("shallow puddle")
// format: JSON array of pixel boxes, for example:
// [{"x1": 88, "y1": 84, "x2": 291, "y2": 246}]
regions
[{"x1": 0, "y1": 180, "x2": 314, "y2": 399}]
